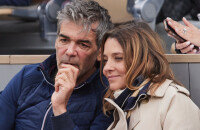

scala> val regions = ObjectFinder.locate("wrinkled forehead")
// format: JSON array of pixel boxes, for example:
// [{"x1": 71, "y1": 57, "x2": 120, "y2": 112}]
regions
[
  {"x1": 58, "y1": 20, "x2": 98, "y2": 43},
  {"x1": 60, "y1": 19, "x2": 99, "y2": 34}
]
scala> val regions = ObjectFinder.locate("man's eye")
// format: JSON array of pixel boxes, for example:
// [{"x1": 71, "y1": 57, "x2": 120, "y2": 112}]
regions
[
  {"x1": 58, "y1": 38, "x2": 70, "y2": 46},
  {"x1": 80, "y1": 43, "x2": 90, "y2": 49},
  {"x1": 60, "y1": 39, "x2": 67, "y2": 43}
]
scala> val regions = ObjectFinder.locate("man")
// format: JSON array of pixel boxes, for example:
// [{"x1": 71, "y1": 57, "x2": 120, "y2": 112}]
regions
[{"x1": 0, "y1": 0, "x2": 113, "y2": 129}]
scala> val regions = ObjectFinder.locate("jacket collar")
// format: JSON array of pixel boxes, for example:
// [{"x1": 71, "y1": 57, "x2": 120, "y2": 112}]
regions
[
  {"x1": 107, "y1": 79, "x2": 180, "y2": 110},
  {"x1": 113, "y1": 75, "x2": 146, "y2": 110},
  {"x1": 112, "y1": 75, "x2": 151, "y2": 111},
  {"x1": 147, "y1": 79, "x2": 173, "y2": 97},
  {"x1": 74, "y1": 68, "x2": 100, "y2": 90},
  {"x1": 38, "y1": 54, "x2": 57, "y2": 85}
]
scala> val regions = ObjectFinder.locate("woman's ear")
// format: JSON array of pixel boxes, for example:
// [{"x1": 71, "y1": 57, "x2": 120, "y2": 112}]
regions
[{"x1": 97, "y1": 48, "x2": 101, "y2": 61}]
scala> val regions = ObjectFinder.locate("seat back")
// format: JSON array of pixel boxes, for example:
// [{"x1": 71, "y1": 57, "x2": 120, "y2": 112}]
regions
[{"x1": 127, "y1": 0, "x2": 164, "y2": 29}]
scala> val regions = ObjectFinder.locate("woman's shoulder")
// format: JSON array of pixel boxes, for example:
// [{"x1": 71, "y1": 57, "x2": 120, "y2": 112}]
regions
[
  {"x1": 149, "y1": 79, "x2": 199, "y2": 114},
  {"x1": 148, "y1": 79, "x2": 190, "y2": 100},
  {"x1": 168, "y1": 82, "x2": 190, "y2": 96},
  {"x1": 150, "y1": 79, "x2": 197, "y2": 110}
]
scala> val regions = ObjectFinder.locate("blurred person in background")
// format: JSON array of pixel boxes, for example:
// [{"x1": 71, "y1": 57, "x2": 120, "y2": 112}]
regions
[{"x1": 166, "y1": 17, "x2": 200, "y2": 54}]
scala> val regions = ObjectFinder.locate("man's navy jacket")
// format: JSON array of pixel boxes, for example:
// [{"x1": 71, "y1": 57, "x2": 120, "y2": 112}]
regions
[{"x1": 0, "y1": 54, "x2": 112, "y2": 130}]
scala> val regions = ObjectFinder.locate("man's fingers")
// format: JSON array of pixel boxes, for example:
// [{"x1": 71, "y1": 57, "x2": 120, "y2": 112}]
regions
[
  {"x1": 54, "y1": 81, "x2": 60, "y2": 92},
  {"x1": 59, "y1": 65, "x2": 79, "y2": 79},
  {"x1": 58, "y1": 69, "x2": 78, "y2": 83},
  {"x1": 54, "y1": 64, "x2": 79, "y2": 93},
  {"x1": 55, "y1": 73, "x2": 67, "y2": 83},
  {"x1": 55, "y1": 77, "x2": 65, "y2": 91}
]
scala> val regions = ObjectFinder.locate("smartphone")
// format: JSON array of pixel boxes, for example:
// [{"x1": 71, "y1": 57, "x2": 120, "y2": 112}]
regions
[{"x1": 163, "y1": 19, "x2": 186, "y2": 43}]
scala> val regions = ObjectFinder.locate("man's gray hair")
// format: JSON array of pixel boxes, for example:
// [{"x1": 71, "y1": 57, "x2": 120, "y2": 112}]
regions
[{"x1": 57, "y1": 0, "x2": 112, "y2": 48}]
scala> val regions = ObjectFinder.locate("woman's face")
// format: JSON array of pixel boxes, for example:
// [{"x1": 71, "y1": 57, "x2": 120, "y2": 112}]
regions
[{"x1": 103, "y1": 38, "x2": 126, "y2": 91}]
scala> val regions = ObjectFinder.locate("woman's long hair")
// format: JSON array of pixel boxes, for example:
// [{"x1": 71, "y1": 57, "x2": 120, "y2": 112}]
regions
[{"x1": 100, "y1": 21, "x2": 182, "y2": 114}]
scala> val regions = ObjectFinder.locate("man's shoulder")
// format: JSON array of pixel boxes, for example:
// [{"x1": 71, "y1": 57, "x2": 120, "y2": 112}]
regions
[
  {"x1": 22, "y1": 54, "x2": 56, "y2": 78},
  {"x1": 22, "y1": 63, "x2": 41, "y2": 78}
]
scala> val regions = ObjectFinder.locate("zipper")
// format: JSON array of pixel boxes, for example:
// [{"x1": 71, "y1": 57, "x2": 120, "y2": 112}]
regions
[
  {"x1": 39, "y1": 69, "x2": 54, "y2": 130},
  {"x1": 74, "y1": 82, "x2": 87, "y2": 90},
  {"x1": 39, "y1": 67, "x2": 54, "y2": 87},
  {"x1": 41, "y1": 102, "x2": 52, "y2": 130}
]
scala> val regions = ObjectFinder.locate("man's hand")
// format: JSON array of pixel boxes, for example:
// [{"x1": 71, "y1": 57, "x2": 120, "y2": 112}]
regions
[{"x1": 51, "y1": 64, "x2": 79, "y2": 116}]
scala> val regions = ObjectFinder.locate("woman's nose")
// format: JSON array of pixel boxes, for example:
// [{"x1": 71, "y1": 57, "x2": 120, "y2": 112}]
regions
[{"x1": 103, "y1": 59, "x2": 114, "y2": 72}]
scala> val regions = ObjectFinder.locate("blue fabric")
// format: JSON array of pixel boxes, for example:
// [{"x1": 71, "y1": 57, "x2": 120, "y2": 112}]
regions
[
  {"x1": 0, "y1": 54, "x2": 112, "y2": 130},
  {"x1": 0, "y1": 0, "x2": 31, "y2": 6},
  {"x1": 125, "y1": 81, "x2": 150, "y2": 111}
]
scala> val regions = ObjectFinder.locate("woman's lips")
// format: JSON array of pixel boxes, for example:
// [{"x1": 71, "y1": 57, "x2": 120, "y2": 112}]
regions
[{"x1": 107, "y1": 75, "x2": 120, "y2": 80}]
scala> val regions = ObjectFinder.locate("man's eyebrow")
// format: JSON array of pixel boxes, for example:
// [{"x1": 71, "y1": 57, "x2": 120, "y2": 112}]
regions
[
  {"x1": 77, "y1": 40, "x2": 92, "y2": 45},
  {"x1": 58, "y1": 34, "x2": 69, "y2": 39},
  {"x1": 58, "y1": 34, "x2": 92, "y2": 44}
]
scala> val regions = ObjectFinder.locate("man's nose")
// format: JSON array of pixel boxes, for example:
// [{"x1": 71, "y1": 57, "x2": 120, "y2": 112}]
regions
[{"x1": 65, "y1": 42, "x2": 77, "y2": 56}]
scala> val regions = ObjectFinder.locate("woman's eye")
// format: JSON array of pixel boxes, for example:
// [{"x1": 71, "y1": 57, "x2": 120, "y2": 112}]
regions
[
  {"x1": 103, "y1": 59, "x2": 108, "y2": 65},
  {"x1": 103, "y1": 59, "x2": 107, "y2": 63},
  {"x1": 115, "y1": 57, "x2": 123, "y2": 61}
]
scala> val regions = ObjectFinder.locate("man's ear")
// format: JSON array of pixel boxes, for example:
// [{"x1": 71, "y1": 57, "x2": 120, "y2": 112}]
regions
[{"x1": 97, "y1": 48, "x2": 101, "y2": 61}]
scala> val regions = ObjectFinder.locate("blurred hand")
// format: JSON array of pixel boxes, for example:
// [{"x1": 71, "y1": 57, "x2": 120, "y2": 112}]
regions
[
  {"x1": 51, "y1": 64, "x2": 79, "y2": 116},
  {"x1": 176, "y1": 41, "x2": 200, "y2": 54},
  {"x1": 166, "y1": 17, "x2": 200, "y2": 47}
]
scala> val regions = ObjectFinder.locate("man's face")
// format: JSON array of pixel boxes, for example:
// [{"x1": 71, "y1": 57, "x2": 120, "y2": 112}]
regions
[{"x1": 55, "y1": 21, "x2": 99, "y2": 84}]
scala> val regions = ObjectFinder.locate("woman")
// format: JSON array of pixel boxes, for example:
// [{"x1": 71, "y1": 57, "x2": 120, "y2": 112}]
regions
[{"x1": 100, "y1": 21, "x2": 200, "y2": 130}]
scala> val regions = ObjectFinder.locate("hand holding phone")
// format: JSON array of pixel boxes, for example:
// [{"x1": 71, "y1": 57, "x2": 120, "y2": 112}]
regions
[
  {"x1": 163, "y1": 19, "x2": 199, "y2": 53},
  {"x1": 163, "y1": 19, "x2": 186, "y2": 43}
]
